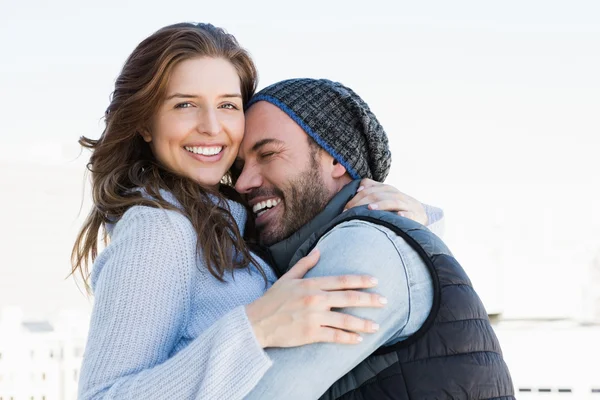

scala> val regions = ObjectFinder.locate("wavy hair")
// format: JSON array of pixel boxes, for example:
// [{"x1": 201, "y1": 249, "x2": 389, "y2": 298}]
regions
[{"x1": 71, "y1": 23, "x2": 265, "y2": 291}]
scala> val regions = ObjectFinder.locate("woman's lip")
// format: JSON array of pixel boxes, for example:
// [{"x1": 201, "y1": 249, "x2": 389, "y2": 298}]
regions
[
  {"x1": 184, "y1": 147, "x2": 225, "y2": 163},
  {"x1": 255, "y1": 201, "x2": 282, "y2": 227},
  {"x1": 184, "y1": 143, "x2": 226, "y2": 148}
]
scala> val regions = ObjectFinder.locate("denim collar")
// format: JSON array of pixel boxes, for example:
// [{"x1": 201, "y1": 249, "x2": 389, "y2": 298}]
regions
[{"x1": 267, "y1": 180, "x2": 361, "y2": 276}]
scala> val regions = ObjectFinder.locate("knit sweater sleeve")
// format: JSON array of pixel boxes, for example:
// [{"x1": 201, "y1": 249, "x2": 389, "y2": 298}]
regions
[
  {"x1": 78, "y1": 207, "x2": 272, "y2": 400},
  {"x1": 423, "y1": 203, "x2": 445, "y2": 238}
]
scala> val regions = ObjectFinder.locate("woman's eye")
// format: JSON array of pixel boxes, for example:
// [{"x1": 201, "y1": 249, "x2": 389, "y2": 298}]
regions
[
  {"x1": 175, "y1": 102, "x2": 193, "y2": 109},
  {"x1": 220, "y1": 103, "x2": 238, "y2": 110}
]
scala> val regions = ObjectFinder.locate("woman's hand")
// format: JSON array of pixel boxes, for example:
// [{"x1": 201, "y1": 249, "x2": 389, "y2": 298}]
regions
[
  {"x1": 246, "y1": 249, "x2": 386, "y2": 348},
  {"x1": 344, "y1": 178, "x2": 428, "y2": 225}
]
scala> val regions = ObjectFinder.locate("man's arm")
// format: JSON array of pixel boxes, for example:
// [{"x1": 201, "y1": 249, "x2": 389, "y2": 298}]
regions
[{"x1": 244, "y1": 220, "x2": 434, "y2": 399}]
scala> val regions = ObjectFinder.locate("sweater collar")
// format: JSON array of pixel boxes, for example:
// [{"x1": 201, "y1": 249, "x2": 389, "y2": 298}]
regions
[{"x1": 106, "y1": 187, "x2": 249, "y2": 237}]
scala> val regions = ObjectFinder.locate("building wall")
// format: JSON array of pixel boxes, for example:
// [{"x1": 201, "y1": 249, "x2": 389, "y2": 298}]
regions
[{"x1": 0, "y1": 308, "x2": 86, "y2": 400}]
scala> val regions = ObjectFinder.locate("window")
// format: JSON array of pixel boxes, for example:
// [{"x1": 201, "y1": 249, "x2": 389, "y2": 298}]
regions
[
  {"x1": 42, "y1": 372, "x2": 46, "y2": 381},
  {"x1": 73, "y1": 369, "x2": 78, "y2": 381}
]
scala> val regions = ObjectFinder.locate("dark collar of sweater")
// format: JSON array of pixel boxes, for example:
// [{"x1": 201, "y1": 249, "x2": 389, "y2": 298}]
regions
[{"x1": 267, "y1": 180, "x2": 362, "y2": 276}]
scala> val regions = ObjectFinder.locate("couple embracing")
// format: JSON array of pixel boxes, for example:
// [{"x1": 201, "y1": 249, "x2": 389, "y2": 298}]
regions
[{"x1": 73, "y1": 22, "x2": 513, "y2": 399}]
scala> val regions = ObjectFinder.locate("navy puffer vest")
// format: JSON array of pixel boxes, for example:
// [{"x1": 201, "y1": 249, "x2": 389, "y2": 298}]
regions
[{"x1": 267, "y1": 181, "x2": 514, "y2": 400}]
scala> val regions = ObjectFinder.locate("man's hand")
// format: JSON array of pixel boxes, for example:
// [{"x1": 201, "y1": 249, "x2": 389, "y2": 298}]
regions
[{"x1": 343, "y1": 178, "x2": 428, "y2": 226}]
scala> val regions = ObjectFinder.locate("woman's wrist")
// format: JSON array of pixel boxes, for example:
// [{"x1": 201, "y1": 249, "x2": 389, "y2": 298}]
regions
[{"x1": 245, "y1": 303, "x2": 268, "y2": 348}]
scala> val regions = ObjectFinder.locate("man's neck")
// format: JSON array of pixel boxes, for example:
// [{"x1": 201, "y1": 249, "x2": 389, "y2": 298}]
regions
[{"x1": 267, "y1": 180, "x2": 362, "y2": 275}]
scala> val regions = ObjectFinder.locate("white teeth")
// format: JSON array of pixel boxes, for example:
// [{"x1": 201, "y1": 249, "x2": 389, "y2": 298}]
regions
[
  {"x1": 252, "y1": 198, "x2": 281, "y2": 214},
  {"x1": 185, "y1": 146, "x2": 223, "y2": 156}
]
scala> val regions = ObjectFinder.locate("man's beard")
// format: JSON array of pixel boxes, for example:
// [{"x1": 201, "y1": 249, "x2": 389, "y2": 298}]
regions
[{"x1": 257, "y1": 158, "x2": 331, "y2": 246}]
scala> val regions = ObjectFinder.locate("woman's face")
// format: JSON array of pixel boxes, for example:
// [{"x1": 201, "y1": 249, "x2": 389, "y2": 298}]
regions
[{"x1": 141, "y1": 57, "x2": 245, "y2": 188}]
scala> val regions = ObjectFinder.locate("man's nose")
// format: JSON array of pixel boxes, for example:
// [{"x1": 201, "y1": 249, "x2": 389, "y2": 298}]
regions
[
  {"x1": 235, "y1": 164, "x2": 263, "y2": 194},
  {"x1": 197, "y1": 108, "x2": 220, "y2": 136}
]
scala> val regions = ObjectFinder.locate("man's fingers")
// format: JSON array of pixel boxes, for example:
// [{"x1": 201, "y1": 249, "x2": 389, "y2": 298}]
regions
[{"x1": 282, "y1": 248, "x2": 320, "y2": 280}]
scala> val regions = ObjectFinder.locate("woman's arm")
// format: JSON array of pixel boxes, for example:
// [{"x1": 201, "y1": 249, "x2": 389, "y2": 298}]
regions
[
  {"x1": 344, "y1": 178, "x2": 446, "y2": 237},
  {"x1": 78, "y1": 207, "x2": 271, "y2": 400},
  {"x1": 79, "y1": 206, "x2": 383, "y2": 399},
  {"x1": 245, "y1": 221, "x2": 432, "y2": 399}
]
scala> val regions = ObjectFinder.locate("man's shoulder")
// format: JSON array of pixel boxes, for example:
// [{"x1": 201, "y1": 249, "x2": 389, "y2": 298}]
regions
[
  {"x1": 318, "y1": 219, "x2": 410, "y2": 256},
  {"x1": 328, "y1": 218, "x2": 398, "y2": 236}
]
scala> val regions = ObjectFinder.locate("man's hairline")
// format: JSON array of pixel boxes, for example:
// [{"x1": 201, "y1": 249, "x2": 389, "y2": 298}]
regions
[
  {"x1": 245, "y1": 99, "x2": 324, "y2": 159},
  {"x1": 247, "y1": 95, "x2": 360, "y2": 179}
]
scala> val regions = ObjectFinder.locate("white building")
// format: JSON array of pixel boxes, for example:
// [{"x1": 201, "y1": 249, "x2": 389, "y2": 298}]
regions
[{"x1": 0, "y1": 307, "x2": 88, "y2": 400}]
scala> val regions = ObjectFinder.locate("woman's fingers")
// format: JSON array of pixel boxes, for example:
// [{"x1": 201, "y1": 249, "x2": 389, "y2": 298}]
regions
[
  {"x1": 301, "y1": 274, "x2": 378, "y2": 291},
  {"x1": 367, "y1": 199, "x2": 410, "y2": 212},
  {"x1": 358, "y1": 178, "x2": 378, "y2": 189},
  {"x1": 248, "y1": 246, "x2": 388, "y2": 348},
  {"x1": 325, "y1": 311, "x2": 380, "y2": 333},
  {"x1": 315, "y1": 311, "x2": 381, "y2": 344},
  {"x1": 343, "y1": 182, "x2": 429, "y2": 225},
  {"x1": 281, "y1": 248, "x2": 320, "y2": 280},
  {"x1": 323, "y1": 290, "x2": 387, "y2": 309},
  {"x1": 345, "y1": 186, "x2": 407, "y2": 210},
  {"x1": 315, "y1": 326, "x2": 364, "y2": 344}
]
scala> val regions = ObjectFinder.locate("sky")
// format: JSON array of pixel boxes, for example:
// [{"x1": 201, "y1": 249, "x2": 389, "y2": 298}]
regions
[{"x1": 0, "y1": 0, "x2": 599, "y2": 322}]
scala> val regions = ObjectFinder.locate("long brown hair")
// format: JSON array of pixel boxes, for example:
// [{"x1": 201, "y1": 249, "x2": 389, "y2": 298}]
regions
[{"x1": 71, "y1": 23, "x2": 265, "y2": 291}]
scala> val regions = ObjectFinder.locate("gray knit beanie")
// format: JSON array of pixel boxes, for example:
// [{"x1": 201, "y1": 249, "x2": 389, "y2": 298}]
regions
[{"x1": 246, "y1": 78, "x2": 391, "y2": 182}]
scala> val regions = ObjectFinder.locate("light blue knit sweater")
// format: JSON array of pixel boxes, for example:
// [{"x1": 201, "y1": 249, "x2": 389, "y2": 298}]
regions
[
  {"x1": 78, "y1": 191, "x2": 444, "y2": 399},
  {"x1": 78, "y1": 194, "x2": 277, "y2": 399}
]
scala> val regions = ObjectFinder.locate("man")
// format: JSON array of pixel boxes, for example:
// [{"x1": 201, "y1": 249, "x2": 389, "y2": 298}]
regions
[{"x1": 235, "y1": 78, "x2": 514, "y2": 399}]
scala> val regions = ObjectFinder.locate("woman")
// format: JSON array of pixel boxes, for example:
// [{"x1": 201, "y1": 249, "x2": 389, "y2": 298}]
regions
[{"x1": 73, "y1": 22, "x2": 433, "y2": 399}]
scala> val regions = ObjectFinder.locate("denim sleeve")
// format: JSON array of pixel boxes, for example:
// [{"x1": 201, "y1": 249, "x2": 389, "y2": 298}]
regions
[{"x1": 244, "y1": 220, "x2": 433, "y2": 399}]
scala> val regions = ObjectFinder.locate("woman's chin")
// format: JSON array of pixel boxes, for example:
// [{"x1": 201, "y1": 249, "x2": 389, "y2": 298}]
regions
[{"x1": 189, "y1": 173, "x2": 225, "y2": 189}]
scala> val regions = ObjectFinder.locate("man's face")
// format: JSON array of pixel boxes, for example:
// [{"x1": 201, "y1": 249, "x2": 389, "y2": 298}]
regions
[{"x1": 234, "y1": 101, "x2": 333, "y2": 245}]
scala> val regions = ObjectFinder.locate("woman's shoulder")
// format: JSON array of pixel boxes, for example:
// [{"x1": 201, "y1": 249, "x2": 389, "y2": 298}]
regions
[
  {"x1": 113, "y1": 204, "x2": 196, "y2": 240},
  {"x1": 91, "y1": 205, "x2": 197, "y2": 291},
  {"x1": 100, "y1": 205, "x2": 197, "y2": 269}
]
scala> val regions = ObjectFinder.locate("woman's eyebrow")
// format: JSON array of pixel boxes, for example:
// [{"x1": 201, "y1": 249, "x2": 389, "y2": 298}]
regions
[
  {"x1": 164, "y1": 93, "x2": 242, "y2": 100},
  {"x1": 165, "y1": 93, "x2": 197, "y2": 100}
]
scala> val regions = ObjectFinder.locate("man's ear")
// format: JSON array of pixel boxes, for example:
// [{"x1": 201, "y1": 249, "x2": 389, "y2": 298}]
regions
[
  {"x1": 139, "y1": 128, "x2": 152, "y2": 143},
  {"x1": 331, "y1": 159, "x2": 347, "y2": 179}
]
